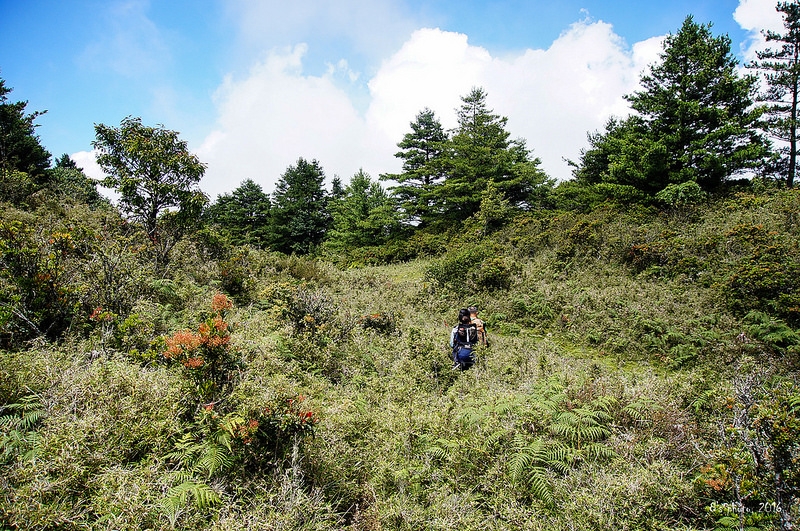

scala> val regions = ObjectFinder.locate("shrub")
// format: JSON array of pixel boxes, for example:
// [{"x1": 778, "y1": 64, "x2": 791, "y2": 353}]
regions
[{"x1": 162, "y1": 293, "x2": 240, "y2": 403}]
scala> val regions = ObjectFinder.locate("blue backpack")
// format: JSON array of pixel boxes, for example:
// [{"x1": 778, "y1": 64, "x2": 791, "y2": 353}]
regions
[{"x1": 453, "y1": 321, "x2": 478, "y2": 370}]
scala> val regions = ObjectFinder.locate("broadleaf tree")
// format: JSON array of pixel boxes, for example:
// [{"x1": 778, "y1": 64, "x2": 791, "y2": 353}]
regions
[
  {"x1": 748, "y1": 1, "x2": 800, "y2": 188},
  {"x1": 92, "y1": 116, "x2": 207, "y2": 269}
]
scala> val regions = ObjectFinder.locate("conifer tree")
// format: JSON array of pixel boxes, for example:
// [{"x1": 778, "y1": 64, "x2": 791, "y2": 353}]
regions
[
  {"x1": 748, "y1": 1, "x2": 800, "y2": 188},
  {"x1": 381, "y1": 108, "x2": 448, "y2": 226},
  {"x1": 326, "y1": 169, "x2": 399, "y2": 252},
  {"x1": 577, "y1": 17, "x2": 769, "y2": 195},
  {"x1": 269, "y1": 157, "x2": 330, "y2": 255},
  {"x1": 434, "y1": 87, "x2": 549, "y2": 223},
  {"x1": 207, "y1": 179, "x2": 271, "y2": 248},
  {"x1": 625, "y1": 16, "x2": 768, "y2": 190},
  {"x1": 0, "y1": 77, "x2": 51, "y2": 198}
]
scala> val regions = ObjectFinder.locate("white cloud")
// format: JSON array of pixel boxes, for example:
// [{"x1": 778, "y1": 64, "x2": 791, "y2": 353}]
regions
[
  {"x1": 198, "y1": 18, "x2": 666, "y2": 198},
  {"x1": 734, "y1": 0, "x2": 785, "y2": 60},
  {"x1": 71, "y1": 149, "x2": 119, "y2": 201},
  {"x1": 197, "y1": 44, "x2": 376, "y2": 199}
]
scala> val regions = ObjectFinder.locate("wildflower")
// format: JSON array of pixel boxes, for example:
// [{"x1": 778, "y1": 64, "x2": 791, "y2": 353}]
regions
[
  {"x1": 211, "y1": 292, "x2": 233, "y2": 313},
  {"x1": 164, "y1": 330, "x2": 201, "y2": 358},
  {"x1": 183, "y1": 357, "x2": 205, "y2": 369}
]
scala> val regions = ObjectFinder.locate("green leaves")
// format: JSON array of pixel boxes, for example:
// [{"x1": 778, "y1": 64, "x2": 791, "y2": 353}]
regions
[{"x1": 92, "y1": 116, "x2": 208, "y2": 269}]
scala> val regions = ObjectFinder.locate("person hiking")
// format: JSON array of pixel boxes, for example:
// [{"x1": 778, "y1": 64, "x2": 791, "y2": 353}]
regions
[
  {"x1": 468, "y1": 306, "x2": 488, "y2": 347},
  {"x1": 450, "y1": 308, "x2": 478, "y2": 370}
]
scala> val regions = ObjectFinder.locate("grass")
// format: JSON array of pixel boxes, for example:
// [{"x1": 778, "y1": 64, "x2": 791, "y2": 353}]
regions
[{"x1": 1, "y1": 189, "x2": 799, "y2": 530}]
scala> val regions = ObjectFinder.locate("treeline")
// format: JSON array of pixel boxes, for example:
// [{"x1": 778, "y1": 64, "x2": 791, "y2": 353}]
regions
[{"x1": 0, "y1": 11, "x2": 799, "y2": 342}]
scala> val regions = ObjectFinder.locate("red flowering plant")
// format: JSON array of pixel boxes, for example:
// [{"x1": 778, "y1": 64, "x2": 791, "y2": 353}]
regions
[
  {"x1": 162, "y1": 293, "x2": 239, "y2": 402},
  {"x1": 233, "y1": 394, "x2": 320, "y2": 466},
  {"x1": 178, "y1": 393, "x2": 320, "y2": 474}
]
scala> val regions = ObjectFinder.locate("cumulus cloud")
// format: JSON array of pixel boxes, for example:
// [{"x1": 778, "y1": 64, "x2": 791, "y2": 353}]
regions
[
  {"x1": 198, "y1": 19, "x2": 662, "y2": 197},
  {"x1": 71, "y1": 149, "x2": 119, "y2": 200},
  {"x1": 197, "y1": 45, "x2": 374, "y2": 199},
  {"x1": 734, "y1": 0, "x2": 786, "y2": 60}
]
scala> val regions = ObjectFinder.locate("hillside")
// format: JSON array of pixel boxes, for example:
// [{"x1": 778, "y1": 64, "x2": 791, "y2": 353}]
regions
[{"x1": 1, "y1": 187, "x2": 799, "y2": 530}]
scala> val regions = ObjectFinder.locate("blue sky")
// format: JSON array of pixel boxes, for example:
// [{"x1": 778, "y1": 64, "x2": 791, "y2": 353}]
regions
[{"x1": 0, "y1": 0, "x2": 783, "y2": 199}]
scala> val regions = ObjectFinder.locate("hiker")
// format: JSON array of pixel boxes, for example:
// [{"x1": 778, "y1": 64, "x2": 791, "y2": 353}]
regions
[
  {"x1": 450, "y1": 308, "x2": 478, "y2": 370},
  {"x1": 468, "y1": 306, "x2": 488, "y2": 347}
]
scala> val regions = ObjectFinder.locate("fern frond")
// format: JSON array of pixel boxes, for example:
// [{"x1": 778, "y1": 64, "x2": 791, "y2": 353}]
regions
[
  {"x1": 623, "y1": 396, "x2": 662, "y2": 421},
  {"x1": 590, "y1": 395, "x2": 618, "y2": 413},
  {"x1": 582, "y1": 442, "x2": 617, "y2": 460},
  {"x1": 526, "y1": 468, "x2": 555, "y2": 507},
  {"x1": 196, "y1": 442, "x2": 235, "y2": 477},
  {"x1": 163, "y1": 480, "x2": 221, "y2": 511},
  {"x1": 426, "y1": 438, "x2": 458, "y2": 461}
]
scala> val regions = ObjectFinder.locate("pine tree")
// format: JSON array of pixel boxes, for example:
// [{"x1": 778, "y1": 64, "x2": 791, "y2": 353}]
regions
[
  {"x1": 381, "y1": 108, "x2": 448, "y2": 226},
  {"x1": 269, "y1": 158, "x2": 330, "y2": 255},
  {"x1": 748, "y1": 1, "x2": 800, "y2": 188},
  {"x1": 434, "y1": 87, "x2": 549, "y2": 223},
  {"x1": 0, "y1": 77, "x2": 51, "y2": 189},
  {"x1": 625, "y1": 16, "x2": 768, "y2": 191},
  {"x1": 207, "y1": 179, "x2": 271, "y2": 248}
]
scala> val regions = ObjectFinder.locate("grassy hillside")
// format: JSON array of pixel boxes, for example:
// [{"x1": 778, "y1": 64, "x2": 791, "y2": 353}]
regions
[{"x1": 1, "y1": 188, "x2": 799, "y2": 530}]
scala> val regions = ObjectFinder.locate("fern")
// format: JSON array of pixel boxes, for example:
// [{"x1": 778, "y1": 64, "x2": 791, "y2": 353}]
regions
[
  {"x1": 507, "y1": 432, "x2": 569, "y2": 507},
  {"x1": 160, "y1": 480, "x2": 221, "y2": 527},
  {"x1": 1, "y1": 394, "x2": 45, "y2": 464},
  {"x1": 622, "y1": 396, "x2": 661, "y2": 422}
]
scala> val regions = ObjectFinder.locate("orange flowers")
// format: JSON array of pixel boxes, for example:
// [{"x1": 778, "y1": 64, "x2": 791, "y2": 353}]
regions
[
  {"x1": 211, "y1": 292, "x2": 233, "y2": 312},
  {"x1": 164, "y1": 330, "x2": 202, "y2": 359},
  {"x1": 161, "y1": 293, "x2": 238, "y2": 401}
]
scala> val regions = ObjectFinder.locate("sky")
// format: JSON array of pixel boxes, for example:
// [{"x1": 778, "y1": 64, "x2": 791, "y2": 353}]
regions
[{"x1": 0, "y1": 0, "x2": 786, "y2": 201}]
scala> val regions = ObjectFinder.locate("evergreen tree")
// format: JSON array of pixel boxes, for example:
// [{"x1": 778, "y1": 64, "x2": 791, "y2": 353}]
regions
[
  {"x1": 381, "y1": 108, "x2": 448, "y2": 226},
  {"x1": 624, "y1": 16, "x2": 768, "y2": 191},
  {"x1": 0, "y1": 77, "x2": 51, "y2": 196},
  {"x1": 47, "y1": 158, "x2": 105, "y2": 207},
  {"x1": 206, "y1": 179, "x2": 271, "y2": 248},
  {"x1": 269, "y1": 157, "x2": 330, "y2": 255},
  {"x1": 326, "y1": 169, "x2": 399, "y2": 252},
  {"x1": 433, "y1": 87, "x2": 549, "y2": 223},
  {"x1": 748, "y1": 1, "x2": 800, "y2": 188}
]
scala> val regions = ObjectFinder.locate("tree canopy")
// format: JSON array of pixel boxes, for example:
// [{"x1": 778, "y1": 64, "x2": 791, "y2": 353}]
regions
[
  {"x1": 576, "y1": 17, "x2": 769, "y2": 194},
  {"x1": 0, "y1": 78, "x2": 51, "y2": 180},
  {"x1": 749, "y1": 1, "x2": 800, "y2": 188},
  {"x1": 93, "y1": 116, "x2": 207, "y2": 267},
  {"x1": 206, "y1": 179, "x2": 271, "y2": 248},
  {"x1": 269, "y1": 157, "x2": 330, "y2": 255}
]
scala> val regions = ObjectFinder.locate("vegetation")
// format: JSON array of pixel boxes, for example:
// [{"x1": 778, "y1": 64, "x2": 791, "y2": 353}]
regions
[{"x1": 2, "y1": 6, "x2": 800, "y2": 530}]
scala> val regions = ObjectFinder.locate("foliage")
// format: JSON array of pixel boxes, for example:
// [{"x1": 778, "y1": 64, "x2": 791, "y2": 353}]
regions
[
  {"x1": 381, "y1": 107, "x2": 449, "y2": 226},
  {"x1": 425, "y1": 242, "x2": 521, "y2": 294},
  {"x1": 0, "y1": 393, "x2": 44, "y2": 464},
  {"x1": 748, "y1": 0, "x2": 800, "y2": 188},
  {"x1": 324, "y1": 169, "x2": 401, "y2": 259},
  {"x1": 205, "y1": 178, "x2": 271, "y2": 248},
  {"x1": 0, "y1": 77, "x2": 51, "y2": 188},
  {"x1": 93, "y1": 116, "x2": 208, "y2": 269},
  {"x1": 162, "y1": 293, "x2": 239, "y2": 403},
  {"x1": 576, "y1": 17, "x2": 769, "y2": 196},
  {"x1": 269, "y1": 157, "x2": 331, "y2": 255}
]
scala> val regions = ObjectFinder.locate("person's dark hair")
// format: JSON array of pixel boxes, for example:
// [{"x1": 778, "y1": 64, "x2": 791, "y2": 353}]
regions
[{"x1": 458, "y1": 308, "x2": 470, "y2": 323}]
